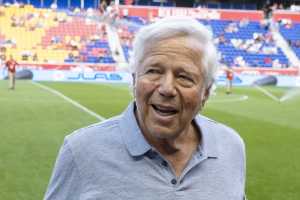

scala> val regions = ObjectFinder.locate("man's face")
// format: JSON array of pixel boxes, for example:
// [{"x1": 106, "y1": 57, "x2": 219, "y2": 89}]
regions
[{"x1": 133, "y1": 36, "x2": 210, "y2": 140}]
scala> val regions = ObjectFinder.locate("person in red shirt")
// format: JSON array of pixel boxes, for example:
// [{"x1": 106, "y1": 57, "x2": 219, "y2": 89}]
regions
[
  {"x1": 5, "y1": 55, "x2": 18, "y2": 90},
  {"x1": 225, "y1": 67, "x2": 234, "y2": 94}
]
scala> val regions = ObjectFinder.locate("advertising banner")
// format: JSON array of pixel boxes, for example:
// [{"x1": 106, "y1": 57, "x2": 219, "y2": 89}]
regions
[
  {"x1": 217, "y1": 73, "x2": 300, "y2": 87},
  {"x1": 31, "y1": 70, "x2": 132, "y2": 83},
  {"x1": 16, "y1": 63, "x2": 116, "y2": 71},
  {"x1": 1, "y1": 68, "x2": 299, "y2": 87},
  {"x1": 31, "y1": 69, "x2": 300, "y2": 87},
  {"x1": 273, "y1": 11, "x2": 300, "y2": 23},
  {"x1": 119, "y1": 5, "x2": 263, "y2": 21}
]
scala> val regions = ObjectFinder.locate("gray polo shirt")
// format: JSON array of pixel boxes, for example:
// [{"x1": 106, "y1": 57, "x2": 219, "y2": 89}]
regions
[{"x1": 44, "y1": 102, "x2": 246, "y2": 200}]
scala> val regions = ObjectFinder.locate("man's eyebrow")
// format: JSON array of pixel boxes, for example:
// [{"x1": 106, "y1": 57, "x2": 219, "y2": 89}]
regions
[
  {"x1": 178, "y1": 69, "x2": 199, "y2": 79},
  {"x1": 143, "y1": 58, "x2": 164, "y2": 67}
]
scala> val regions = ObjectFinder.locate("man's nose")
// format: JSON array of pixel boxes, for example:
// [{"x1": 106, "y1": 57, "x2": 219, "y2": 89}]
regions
[{"x1": 158, "y1": 73, "x2": 177, "y2": 97}]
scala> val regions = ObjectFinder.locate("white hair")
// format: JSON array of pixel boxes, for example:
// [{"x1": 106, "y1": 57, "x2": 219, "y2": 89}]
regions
[{"x1": 130, "y1": 16, "x2": 219, "y2": 88}]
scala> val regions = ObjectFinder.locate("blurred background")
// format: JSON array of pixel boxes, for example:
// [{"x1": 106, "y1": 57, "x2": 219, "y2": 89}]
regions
[{"x1": 0, "y1": 0, "x2": 300, "y2": 199}]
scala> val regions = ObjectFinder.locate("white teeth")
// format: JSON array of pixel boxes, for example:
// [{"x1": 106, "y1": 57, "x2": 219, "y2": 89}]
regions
[{"x1": 152, "y1": 105, "x2": 177, "y2": 115}]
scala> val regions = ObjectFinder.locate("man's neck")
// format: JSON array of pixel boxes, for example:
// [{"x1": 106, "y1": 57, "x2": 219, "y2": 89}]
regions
[
  {"x1": 154, "y1": 123, "x2": 199, "y2": 154},
  {"x1": 147, "y1": 123, "x2": 201, "y2": 177}
]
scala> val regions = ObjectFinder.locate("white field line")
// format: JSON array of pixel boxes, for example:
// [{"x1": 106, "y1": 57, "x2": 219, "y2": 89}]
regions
[
  {"x1": 208, "y1": 95, "x2": 249, "y2": 103},
  {"x1": 32, "y1": 81, "x2": 106, "y2": 121},
  {"x1": 280, "y1": 88, "x2": 300, "y2": 102},
  {"x1": 253, "y1": 85, "x2": 280, "y2": 102}
]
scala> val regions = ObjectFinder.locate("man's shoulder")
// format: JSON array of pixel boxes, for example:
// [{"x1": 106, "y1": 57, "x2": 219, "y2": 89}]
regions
[
  {"x1": 197, "y1": 114, "x2": 245, "y2": 148},
  {"x1": 65, "y1": 115, "x2": 122, "y2": 147}
]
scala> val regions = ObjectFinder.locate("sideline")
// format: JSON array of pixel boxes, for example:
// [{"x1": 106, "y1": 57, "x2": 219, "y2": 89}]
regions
[
  {"x1": 253, "y1": 85, "x2": 280, "y2": 102},
  {"x1": 280, "y1": 88, "x2": 300, "y2": 102},
  {"x1": 208, "y1": 94, "x2": 249, "y2": 103},
  {"x1": 31, "y1": 81, "x2": 106, "y2": 121}
]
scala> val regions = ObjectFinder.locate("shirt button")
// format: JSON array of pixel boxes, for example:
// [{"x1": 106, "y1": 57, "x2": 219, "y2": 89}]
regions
[
  {"x1": 161, "y1": 160, "x2": 168, "y2": 167},
  {"x1": 171, "y1": 179, "x2": 177, "y2": 185},
  {"x1": 146, "y1": 150, "x2": 157, "y2": 159}
]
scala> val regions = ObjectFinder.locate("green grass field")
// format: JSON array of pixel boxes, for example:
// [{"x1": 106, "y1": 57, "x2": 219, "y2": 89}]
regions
[{"x1": 0, "y1": 80, "x2": 299, "y2": 200}]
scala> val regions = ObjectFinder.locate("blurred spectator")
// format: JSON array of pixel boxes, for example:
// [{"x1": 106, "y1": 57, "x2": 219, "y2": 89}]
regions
[
  {"x1": 0, "y1": 6, "x2": 5, "y2": 17},
  {"x1": 67, "y1": 52, "x2": 75, "y2": 61},
  {"x1": 225, "y1": 67, "x2": 234, "y2": 94},
  {"x1": 32, "y1": 53, "x2": 38, "y2": 62},
  {"x1": 278, "y1": 19, "x2": 293, "y2": 29},
  {"x1": 231, "y1": 38, "x2": 243, "y2": 49},
  {"x1": 218, "y1": 33, "x2": 227, "y2": 44},
  {"x1": 263, "y1": 3, "x2": 273, "y2": 19},
  {"x1": 50, "y1": 2, "x2": 57, "y2": 11},
  {"x1": 106, "y1": 1, "x2": 119, "y2": 24},
  {"x1": 234, "y1": 56, "x2": 246, "y2": 67},
  {"x1": 3, "y1": 39, "x2": 16, "y2": 48},
  {"x1": 225, "y1": 22, "x2": 238, "y2": 33},
  {"x1": 264, "y1": 56, "x2": 272, "y2": 65},
  {"x1": 87, "y1": 8, "x2": 94, "y2": 18},
  {"x1": 0, "y1": 56, "x2": 4, "y2": 68},
  {"x1": 99, "y1": 0, "x2": 108, "y2": 15},
  {"x1": 68, "y1": 38, "x2": 80, "y2": 50},
  {"x1": 295, "y1": 40, "x2": 300, "y2": 48},
  {"x1": 239, "y1": 18, "x2": 249, "y2": 28},
  {"x1": 264, "y1": 32, "x2": 274, "y2": 43},
  {"x1": 21, "y1": 50, "x2": 32, "y2": 61},
  {"x1": 290, "y1": 4, "x2": 300, "y2": 12},
  {"x1": 262, "y1": 45, "x2": 277, "y2": 54},
  {"x1": 73, "y1": 7, "x2": 81, "y2": 15},
  {"x1": 51, "y1": 36, "x2": 61, "y2": 44},
  {"x1": 272, "y1": 59, "x2": 282, "y2": 68},
  {"x1": 278, "y1": 3, "x2": 284, "y2": 10},
  {"x1": 259, "y1": 19, "x2": 270, "y2": 30},
  {"x1": 5, "y1": 55, "x2": 18, "y2": 90}
]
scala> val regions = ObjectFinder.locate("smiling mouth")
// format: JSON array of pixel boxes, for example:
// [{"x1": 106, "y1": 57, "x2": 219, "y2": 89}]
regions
[{"x1": 151, "y1": 104, "x2": 178, "y2": 116}]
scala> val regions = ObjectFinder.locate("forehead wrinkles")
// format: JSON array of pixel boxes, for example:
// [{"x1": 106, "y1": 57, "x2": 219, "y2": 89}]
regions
[{"x1": 142, "y1": 36, "x2": 204, "y2": 72}]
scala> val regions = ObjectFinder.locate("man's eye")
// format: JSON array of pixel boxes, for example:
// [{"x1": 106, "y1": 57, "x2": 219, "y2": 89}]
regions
[
  {"x1": 179, "y1": 74, "x2": 194, "y2": 83},
  {"x1": 146, "y1": 68, "x2": 160, "y2": 74}
]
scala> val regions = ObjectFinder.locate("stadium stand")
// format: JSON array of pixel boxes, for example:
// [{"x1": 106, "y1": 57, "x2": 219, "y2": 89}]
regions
[
  {"x1": 194, "y1": 2, "x2": 257, "y2": 10},
  {"x1": 279, "y1": 21, "x2": 300, "y2": 59},
  {"x1": 0, "y1": 4, "x2": 114, "y2": 64},
  {"x1": 208, "y1": 19, "x2": 289, "y2": 68},
  {"x1": 117, "y1": 15, "x2": 290, "y2": 68},
  {"x1": 0, "y1": 2, "x2": 300, "y2": 70}
]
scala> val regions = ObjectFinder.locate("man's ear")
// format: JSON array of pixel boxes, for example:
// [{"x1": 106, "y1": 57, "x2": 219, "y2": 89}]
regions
[
  {"x1": 132, "y1": 73, "x2": 136, "y2": 86},
  {"x1": 131, "y1": 73, "x2": 136, "y2": 97},
  {"x1": 201, "y1": 84, "x2": 212, "y2": 107}
]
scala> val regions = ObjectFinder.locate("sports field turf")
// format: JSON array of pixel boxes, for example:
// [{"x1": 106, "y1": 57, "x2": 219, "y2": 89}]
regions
[{"x1": 0, "y1": 80, "x2": 299, "y2": 200}]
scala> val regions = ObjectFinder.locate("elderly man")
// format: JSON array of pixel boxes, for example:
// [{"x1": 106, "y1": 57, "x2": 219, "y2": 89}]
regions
[{"x1": 44, "y1": 17, "x2": 246, "y2": 200}]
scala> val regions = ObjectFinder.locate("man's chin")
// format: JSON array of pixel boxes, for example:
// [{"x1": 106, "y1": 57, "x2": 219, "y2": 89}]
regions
[{"x1": 148, "y1": 126, "x2": 180, "y2": 140}]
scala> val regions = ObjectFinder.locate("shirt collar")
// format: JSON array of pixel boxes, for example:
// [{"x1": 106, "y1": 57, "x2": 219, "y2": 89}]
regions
[
  {"x1": 120, "y1": 102, "x2": 219, "y2": 158},
  {"x1": 194, "y1": 115, "x2": 219, "y2": 158},
  {"x1": 119, "y1": 102, "x2": 152, "y2": 157}
]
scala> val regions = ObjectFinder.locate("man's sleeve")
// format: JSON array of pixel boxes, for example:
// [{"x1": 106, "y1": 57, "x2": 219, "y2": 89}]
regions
[
  {"x1": 241, "y1": 138, "x2": 247, "y2": 200},
  {"x1": 44, "y1": 139, "x2": 81, "y2": 200}
]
